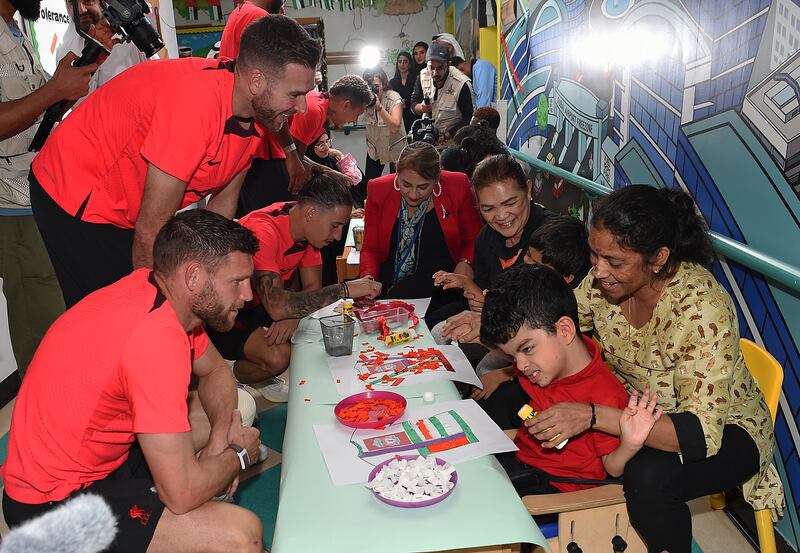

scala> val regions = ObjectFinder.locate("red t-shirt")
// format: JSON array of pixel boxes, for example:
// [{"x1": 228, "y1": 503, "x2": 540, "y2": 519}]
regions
[
  {"x1": 32, "y1": 58, "x2": 265, "y2": 228},
  {"x1": 514, "y1": 336, "x2": 629, "y2": 492},
  {"x1": 238, "y1": 202, "x2": 321, "y2": 306},
  {"x1": 2, "y1": 270, "x2": 207, "y2": 504},
  {"x1": 218, "y1": 1, "x2": 266, "y2": 59},
  {"x1": 217, "y1": 2, "x2": 286, "y2": 161},
  {"x1": 289, "y1": 91, "x2": 329, "y2": 146}
]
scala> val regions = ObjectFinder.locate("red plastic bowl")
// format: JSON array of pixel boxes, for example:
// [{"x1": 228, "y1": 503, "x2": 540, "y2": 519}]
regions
[
  {"x1": 367, "y1": 455, "x2": 458, "y2": 508},
  {"x1": 334, "y1": 391, "x2": 407, "y2": 429}
]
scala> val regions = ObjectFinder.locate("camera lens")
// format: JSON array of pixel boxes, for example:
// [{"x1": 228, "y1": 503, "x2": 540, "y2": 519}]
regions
[{"x1": 128, "y1": 18, "x2": 164, "y2": 58}]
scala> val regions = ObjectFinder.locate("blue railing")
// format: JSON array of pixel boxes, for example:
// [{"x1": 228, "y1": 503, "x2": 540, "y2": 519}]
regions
[{"x1": 510, "y1": 148, "x2": 800, "y2": 293}]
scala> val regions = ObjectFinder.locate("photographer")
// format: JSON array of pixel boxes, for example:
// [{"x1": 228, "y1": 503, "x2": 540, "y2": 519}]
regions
[
  {"x1": 410, "y1": 43, "x2": 474, "y2": 147},
  {"x1": 56, "y1": 0, "x2": 155, "y2": 108},
  {"x1": 1, "y1": 0, "x2": 96, "y2": 378},
  {"x1": 363, "y1": 67, "x2": 405, "y2": 181}
]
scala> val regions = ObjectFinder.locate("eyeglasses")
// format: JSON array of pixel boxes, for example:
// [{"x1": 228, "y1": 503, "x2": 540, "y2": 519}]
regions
[{"x1": 315, "y1": 138, "x2": 333, "y2": 147}]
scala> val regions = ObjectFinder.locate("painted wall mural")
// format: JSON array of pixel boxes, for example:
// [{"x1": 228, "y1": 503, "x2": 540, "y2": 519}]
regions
[{"x1": 502, "y1": 0, "x2": 800, "y2": 548}]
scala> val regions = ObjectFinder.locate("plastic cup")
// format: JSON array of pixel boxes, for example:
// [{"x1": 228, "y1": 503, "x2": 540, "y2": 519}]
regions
[
  {"x1": 319, "y1": 314, "x2": 356, "y2": 356},
  {"x1": 352, "y1": 226, "x2": 364, "y2": 251}
]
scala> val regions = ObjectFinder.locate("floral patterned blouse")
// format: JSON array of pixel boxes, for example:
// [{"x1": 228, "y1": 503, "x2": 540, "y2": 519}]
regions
[{"x1": 575, "y1": 262, "x2": 784, "y2": 512}]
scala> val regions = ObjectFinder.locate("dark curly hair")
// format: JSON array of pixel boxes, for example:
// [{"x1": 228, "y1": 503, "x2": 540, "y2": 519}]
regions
[{"x1": 590, "y1": 185, "x2": 714, "y2": 278}]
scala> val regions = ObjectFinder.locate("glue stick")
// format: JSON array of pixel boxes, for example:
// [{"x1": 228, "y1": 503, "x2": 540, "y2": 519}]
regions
[{"x1": 517, "y1": 404, "x2": 568, "y2": 449}]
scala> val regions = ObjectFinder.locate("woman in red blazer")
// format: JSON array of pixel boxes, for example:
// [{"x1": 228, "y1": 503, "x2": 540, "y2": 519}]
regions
[{"x1": 360, "y1": 141, "x2": 482, "y2": 323}]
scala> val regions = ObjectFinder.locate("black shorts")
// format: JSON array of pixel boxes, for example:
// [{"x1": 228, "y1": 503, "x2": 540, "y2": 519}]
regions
[
  {"x1": 206, "y1": 306, "x2": 273, "y2": 361},
  {"x1": 3, "y1": 445, "x2": 165, "y2": 553}
]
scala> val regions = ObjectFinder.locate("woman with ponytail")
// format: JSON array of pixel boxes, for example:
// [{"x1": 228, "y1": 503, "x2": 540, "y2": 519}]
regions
[{"x1": 519, "y1": 185, "x2": 783, "y2": 553}]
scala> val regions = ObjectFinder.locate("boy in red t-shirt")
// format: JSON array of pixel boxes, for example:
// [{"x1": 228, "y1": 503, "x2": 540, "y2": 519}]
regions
[{"x1": 480, "y1": 264, "x2": 662, "y2": 495}]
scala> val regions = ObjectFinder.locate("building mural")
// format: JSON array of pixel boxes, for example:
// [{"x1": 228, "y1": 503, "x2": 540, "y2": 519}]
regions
[{"x1": 502, "y1": 0, "x2": 800, "y2": 548}]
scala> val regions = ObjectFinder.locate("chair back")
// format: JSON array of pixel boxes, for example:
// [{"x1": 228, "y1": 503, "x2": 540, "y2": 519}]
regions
[{"x1": 740, "y1": 338, "x2": 784, "y2": 422}]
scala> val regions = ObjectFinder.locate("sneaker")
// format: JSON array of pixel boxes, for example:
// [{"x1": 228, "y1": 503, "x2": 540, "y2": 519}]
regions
[
  {"x1": 258, "y1": 443, "x2": 269, "y2": 463},
  {"x1": 256, "y1": 376, "x2": 289, "y2": 403}
]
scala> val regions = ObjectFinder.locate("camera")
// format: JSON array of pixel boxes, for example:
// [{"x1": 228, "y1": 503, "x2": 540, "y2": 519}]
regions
[
  {"x1": 362, "y1": 70, "x2": 379, "y2": 108},
  {"x1": 407, "y1": 97, "x2": 440, "y2": 145},
  {"x1": 29, "y1": 0, "x2": 164, "y2": 151},
  {"x1": 103, "y1": 0, "x2": 164, "y2": 58}
]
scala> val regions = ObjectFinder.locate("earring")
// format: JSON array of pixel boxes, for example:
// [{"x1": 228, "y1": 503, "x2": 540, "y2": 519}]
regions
[
  {"x1": 393, "y1": 176, "x2": 400, "y2": 192},
  {"x1": 653, "y1": 268, "x2": 660, "y2": 274},
  {"x1": 433, "y1": 182, "x2": 442, "y2": 197}
]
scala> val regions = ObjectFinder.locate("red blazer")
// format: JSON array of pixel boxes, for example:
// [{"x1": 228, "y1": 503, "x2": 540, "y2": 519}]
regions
[{"x1": 360, "y1": 170, "x2": 483, "y2": 278}]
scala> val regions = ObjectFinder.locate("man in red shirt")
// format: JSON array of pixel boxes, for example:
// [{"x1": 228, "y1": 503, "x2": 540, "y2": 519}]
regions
[
  {"x1": 235, "y1": 73, "x2": 374, "y2": 217},
  {"x1": 2, "y1": 210, "x2": 265, "y2": 552},
  {"x1": 207, "y1": 170, "x2": 381, "y2": 401},
  {"x1": 30, "y1": 15, "x2": 322, "y2": 308},
  {"x1": 479, "y1": 264, "x2": 662, "y2": 495}
]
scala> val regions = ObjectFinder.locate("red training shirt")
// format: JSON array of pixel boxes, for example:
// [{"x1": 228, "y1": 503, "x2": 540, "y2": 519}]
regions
[
  {"x1": 289, "y1": 91, "x2": 329, "y2": 146},
  {"x1": 32, "y1": 58, "x2": 265, "y2": 229},
  {"x1": 514, "y1": 336, "x2": 629, "y2": 492},
  {"x1": 217, "y1": 2, "x2": 286, "y2": 161},
  {"x1": 238, "y1": 202, "x2": 322, "y2": 306},
  {"x1": 2, "y1": 269, "x2": 208, "y2": 504}
]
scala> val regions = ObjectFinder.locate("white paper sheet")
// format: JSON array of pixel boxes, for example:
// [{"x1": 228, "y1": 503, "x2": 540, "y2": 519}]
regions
[
  {"x1": 314, "y1": 399, "x2": 518, "y2": 485},
  {"x1": 346, "y1": 249, "x2": 360, "y2": 265},
  {"x1": 327, "y1": 344, "x2": 482, "y2": 395},
  {"x1": 309, "y1": 299, "x2": 344, "y2": 320}
]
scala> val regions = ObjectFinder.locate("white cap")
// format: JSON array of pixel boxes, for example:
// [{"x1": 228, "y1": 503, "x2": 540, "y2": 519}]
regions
[{"x1": 432, "y1": 33, "x2": 465, "y2": 60}]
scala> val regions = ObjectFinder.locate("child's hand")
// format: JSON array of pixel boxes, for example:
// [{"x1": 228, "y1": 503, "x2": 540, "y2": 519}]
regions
[
  {"x1": 619, "y1": 388, "x2": 663, "y2": 449},
  {"x1": 462, "y1": 281, "x2": 485, "y2": 311},
  {"x1": 469, "y1": 367, "x2": 514, "y2": 401}
]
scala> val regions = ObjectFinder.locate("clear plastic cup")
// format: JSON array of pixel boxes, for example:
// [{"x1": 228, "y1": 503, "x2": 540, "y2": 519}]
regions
[{"x1": 319, "y1": 314, "x2": 357, "y2": 356}]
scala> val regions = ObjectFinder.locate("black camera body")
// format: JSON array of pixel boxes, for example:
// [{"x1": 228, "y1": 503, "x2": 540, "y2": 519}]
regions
[
  {"x1": 29, "y1": 0, "x2": 164, "y2": 151},
  {"x1": 103, "y1": 0, "x2": 164, "y2": 58},
  {"x1": 362, "y1": 70, "x2": 379, "y2": 108},
  {"x1": 407, "y1": 97, "x2": 440, "y2": 145}
]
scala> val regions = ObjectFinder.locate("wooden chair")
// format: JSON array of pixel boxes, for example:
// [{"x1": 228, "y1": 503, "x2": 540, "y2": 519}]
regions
[
  {"x1": 502, "y1": 428, "x2": 646, "y2": 553},
  {"x1": 708, "y1": 338, "x2": 784, "y2": 553}
]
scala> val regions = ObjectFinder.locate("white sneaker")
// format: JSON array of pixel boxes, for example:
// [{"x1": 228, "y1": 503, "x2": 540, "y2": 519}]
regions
[
  {"x1": 256, "y1": 376, "x2": 289, "y2": 403},
  {"x1": 258, "y1": 443, "x2": 269, "y2": 463}
]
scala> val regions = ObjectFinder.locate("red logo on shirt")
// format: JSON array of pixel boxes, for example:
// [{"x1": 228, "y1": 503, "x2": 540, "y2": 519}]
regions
[{"x1": 129, "y1": 504, "x2": 152, "y2": 525}]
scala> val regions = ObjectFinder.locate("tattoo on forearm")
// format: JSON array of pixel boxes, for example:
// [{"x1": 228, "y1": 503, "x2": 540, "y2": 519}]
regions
[{"x1": 254, "y1": 271, "x2": 342, "y2": 320}]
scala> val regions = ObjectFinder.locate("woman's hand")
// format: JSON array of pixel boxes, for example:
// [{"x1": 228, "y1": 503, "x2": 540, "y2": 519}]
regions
[
  {"x1": 620, "y1": 389, "x2": 663, "y2": 449},
  {"x1": 524, "y1": 402, "x2": 593, "y2": 448},
  {"x1": 464, "y1": 287, "x2": 486, "y2": 313},
  {"x1": 470, "y1": 367, "x2": 514, "y2": 401},
  {"x1": 351, "y1": 208, "x2": 365, "y2": 219},
  {"x1": 329, "y1": 148, "x2": 344, "y2": 160},
  {"x1": 433, "y1": 270, "x2": 469, "y2": 290}
]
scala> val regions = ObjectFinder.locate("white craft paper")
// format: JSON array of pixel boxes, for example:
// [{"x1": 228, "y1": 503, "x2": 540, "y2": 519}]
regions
[
  {"x1": 309, "y1": 299, "x2": 344, "y2": 320},
  {"x1": 327, "y1": 344, "x2": 482, "y2": 395},
  {"x1": 314, "y1": 399, "x2": 518, "y2": 485},
  {"x1": 346, "y1": 249, "x2": 360, "y2": 265}
]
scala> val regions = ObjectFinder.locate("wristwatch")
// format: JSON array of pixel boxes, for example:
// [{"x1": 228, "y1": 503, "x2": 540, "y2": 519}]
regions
[{"x1": 228, "y1": 443, "x2": 251, "y2": 470}]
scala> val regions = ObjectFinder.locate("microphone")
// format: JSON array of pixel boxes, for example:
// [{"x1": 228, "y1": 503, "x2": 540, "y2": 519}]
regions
[{"x1": 1, "y1": 494, "x2": 118, "y2": 553}]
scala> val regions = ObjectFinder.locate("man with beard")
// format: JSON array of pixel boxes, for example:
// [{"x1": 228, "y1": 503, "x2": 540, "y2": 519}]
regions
[
  {"x1": 207, "y1": 170, "x2": 382, "y2": 402},
  {"x1": 3, "y1": 209, "x2": 265, "y2": 553},
  {"x1": 236, "y1": 73, "x2": 372, "y2": 217},
  {"x1": 410, "y1": 42, "x2": 474, "y2": 147},
  {"x1": 30, "y1": 15, "x2": 322, "y2": 309},
  {"x1": 56, "y1": 0, "x2": 155, "y2": 108},
  {"x1": 0, "y1": 0, "x2": 96, "y2": 378}
]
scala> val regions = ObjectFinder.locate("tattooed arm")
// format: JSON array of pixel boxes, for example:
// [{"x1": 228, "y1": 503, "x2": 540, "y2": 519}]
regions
[{"x1": 253, "y1": 271, "x2": 382, "y2": 321}]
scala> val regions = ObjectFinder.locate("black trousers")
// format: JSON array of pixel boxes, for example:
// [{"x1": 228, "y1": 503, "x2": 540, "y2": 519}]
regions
[
  {"x1": 236, "y1": 158, "x2": 294, "y2": 218},
  {"x1": 364, "y1": 155, "x2": 395, "y2": 183},
  {"x1": 623, "y1": 424, "x2": 760, "y2": 553},
  {"x1": 29, "y1": 172, "x2": 134, "y2": 308}
]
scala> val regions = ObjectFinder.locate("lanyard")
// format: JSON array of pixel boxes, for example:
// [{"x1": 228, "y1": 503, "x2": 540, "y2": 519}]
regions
[{"x1": 393, "y1": 204, "x2": 425, "y2": 285}]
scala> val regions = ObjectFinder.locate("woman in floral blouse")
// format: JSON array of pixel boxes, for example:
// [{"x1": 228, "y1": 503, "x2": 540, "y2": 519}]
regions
[{"x1": 524, "y1": 185, "x2": 783, "y2": 553}]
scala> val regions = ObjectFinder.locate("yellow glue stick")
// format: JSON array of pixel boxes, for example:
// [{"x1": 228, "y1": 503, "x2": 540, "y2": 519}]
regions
[
  {"x1": 384, "y1": 329, "x2": 415, "y2": 346},
  {"x1": 517, "y1": 404, "x2": 568, "y2": 449},
  {"x1": 342, "y1": 298, "x2": 354, "y2": 316}
]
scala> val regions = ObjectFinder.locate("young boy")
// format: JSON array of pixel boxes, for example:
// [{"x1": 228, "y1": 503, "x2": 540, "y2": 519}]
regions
[
  {"x1": 481, "y1": 264, "x2": 661, "y2": 494},
  {"x1": 470, "y1": 215, "x2": 593, "y2": 396}
]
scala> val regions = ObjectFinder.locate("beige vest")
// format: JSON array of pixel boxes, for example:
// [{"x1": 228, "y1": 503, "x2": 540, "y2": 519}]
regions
[
  {"x1": 0, "y1": 20, "x2": 47, "y2": 209},
  {"x1": 419, "y1": 66, "x2": 472, "y2": 144},
  {"x1": 365, "y1": 89, "x2": 406, "y2": 165}
]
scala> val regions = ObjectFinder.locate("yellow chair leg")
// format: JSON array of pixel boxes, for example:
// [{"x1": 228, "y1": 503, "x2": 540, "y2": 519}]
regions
[
  {"x1": 755, "y1": 509, "x2": 777, "y2": 553},
  {"x1": 709, "y1": 492, "x2": 726, "y2": 510}
]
